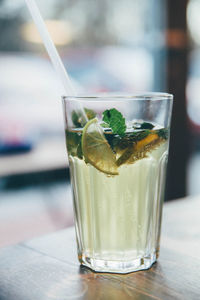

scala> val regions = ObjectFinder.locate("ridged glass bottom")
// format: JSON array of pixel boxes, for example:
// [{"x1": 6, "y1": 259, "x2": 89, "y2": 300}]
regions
[{"x1": 79, "y1": 251, "x2": 158, "y2": 274}]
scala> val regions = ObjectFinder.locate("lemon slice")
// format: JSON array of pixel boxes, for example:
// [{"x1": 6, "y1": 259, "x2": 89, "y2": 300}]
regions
[{"x1": 82, "y1": 118, "x2": 118, "y2": 175}]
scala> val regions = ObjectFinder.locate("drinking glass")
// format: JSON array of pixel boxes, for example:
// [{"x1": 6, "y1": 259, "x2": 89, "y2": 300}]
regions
[{"x1": 62, "y1": 93, "x2": 173, "y2": 273}]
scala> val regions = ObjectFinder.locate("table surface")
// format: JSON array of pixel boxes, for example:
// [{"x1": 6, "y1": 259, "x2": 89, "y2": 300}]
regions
[{"x1": 0, "y1": 196, "x2": 200, "y2": 300}]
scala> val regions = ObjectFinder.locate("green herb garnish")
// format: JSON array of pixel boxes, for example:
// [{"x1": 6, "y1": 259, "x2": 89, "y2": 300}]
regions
[
  {"x1": 157, "y1": 128, "x2": 169, "y2": 139},
  {"x1": 84, "y1": 108, "x2": 97, "y2": 120},
  {"x1": 72, "y1": 108, "x2": 97, "y2": 127},
  {"x1": 102, "y1": 108, "x2": 126, "y2": 136},
  {"x1": 140, "y1": 122, "x2": 154, "y2": 130},
  {"x1": 66, "y1": 131, "x2": 82, "y2": 157}
]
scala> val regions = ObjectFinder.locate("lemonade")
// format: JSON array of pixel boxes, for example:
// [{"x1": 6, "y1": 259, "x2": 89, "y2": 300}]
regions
[{"x1": 65, "y1": 109, "x2": 169, "y2": 273}]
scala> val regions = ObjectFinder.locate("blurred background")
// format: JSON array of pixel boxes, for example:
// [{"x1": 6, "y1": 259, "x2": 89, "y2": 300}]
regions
[{"x1": 0, "y1": 0, "x2": 199, "y2": 247}]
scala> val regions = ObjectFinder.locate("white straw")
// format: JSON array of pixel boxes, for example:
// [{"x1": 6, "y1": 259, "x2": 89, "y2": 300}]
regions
[
  {"x1": 25, "y1": 0, "x2": 75, "y2": 96},
  {"x1": 25, "y1": 0, "x2": 88, "y2": 123}
]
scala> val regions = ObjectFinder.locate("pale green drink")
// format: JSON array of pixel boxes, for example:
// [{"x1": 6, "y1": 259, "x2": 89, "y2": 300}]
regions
[{"x1": 63, "y1": 94, "x2": 173, "y2": 273}]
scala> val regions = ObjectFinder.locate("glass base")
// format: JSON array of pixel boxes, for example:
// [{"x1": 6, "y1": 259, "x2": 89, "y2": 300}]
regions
[{"x1": 79, "y1": 252, "x2": 157, "y2": 274}]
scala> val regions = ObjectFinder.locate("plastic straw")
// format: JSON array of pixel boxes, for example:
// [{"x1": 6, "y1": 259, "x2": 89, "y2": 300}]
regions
[
  {"x1": 25, "y1": 0, "x2": 88, "y2": 123},
  {"x1": 25, "y1": 0, "x2": 76, "y2": 95}
]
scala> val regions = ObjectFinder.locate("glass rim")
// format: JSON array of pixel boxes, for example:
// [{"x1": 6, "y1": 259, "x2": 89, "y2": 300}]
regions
[{"x1": 62, "y1": 92, "x2": 173, "y2": 102}]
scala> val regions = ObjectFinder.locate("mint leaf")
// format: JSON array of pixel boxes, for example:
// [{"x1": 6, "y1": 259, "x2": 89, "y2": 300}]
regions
[
  {"x1": 66, "y1": 131, "x2": 82, "y2": 156},
  {"x1": 103, "y1": 108, "x2": 126, "y2": 136},
  {"x1": 84, "y1": 108, "x2": 97, "y2": 120},
  {"x1": 140, "y1": 122, "x2": 154, "y2": 130},
  {"x1": 157, "y1": 128, "x2": 169, "y2": 139},
  {"x1": 72, "y1": 111, "x2": 82, "y2": 127},
  {"x1": 72, "y1": 108, "x2": 96, "y2": 127},
  {"x1": 138, "y1": 130, "x2": 151, "y2": 140}
]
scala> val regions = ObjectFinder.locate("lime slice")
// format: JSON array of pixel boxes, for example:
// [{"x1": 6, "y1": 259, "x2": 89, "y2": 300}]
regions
[{"x1": 82, "y1": 118, "x2": 118, "y2": 175}]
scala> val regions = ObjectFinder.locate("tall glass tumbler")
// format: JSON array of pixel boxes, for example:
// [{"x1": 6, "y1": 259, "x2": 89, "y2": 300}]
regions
[{"x1": 63, "y1": 93, "x2": 173, "y2": 273}]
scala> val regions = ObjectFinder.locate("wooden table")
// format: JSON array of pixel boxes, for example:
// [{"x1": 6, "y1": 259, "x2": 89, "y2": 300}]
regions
[{"x1": 0, "y1": 196, "x2": 200, "y2": 299}]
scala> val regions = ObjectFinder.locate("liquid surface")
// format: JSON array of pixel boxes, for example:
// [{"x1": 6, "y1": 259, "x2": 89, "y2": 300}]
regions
[{"x1": 66, "y1": 124, "x2": 168, "y2": 172}]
